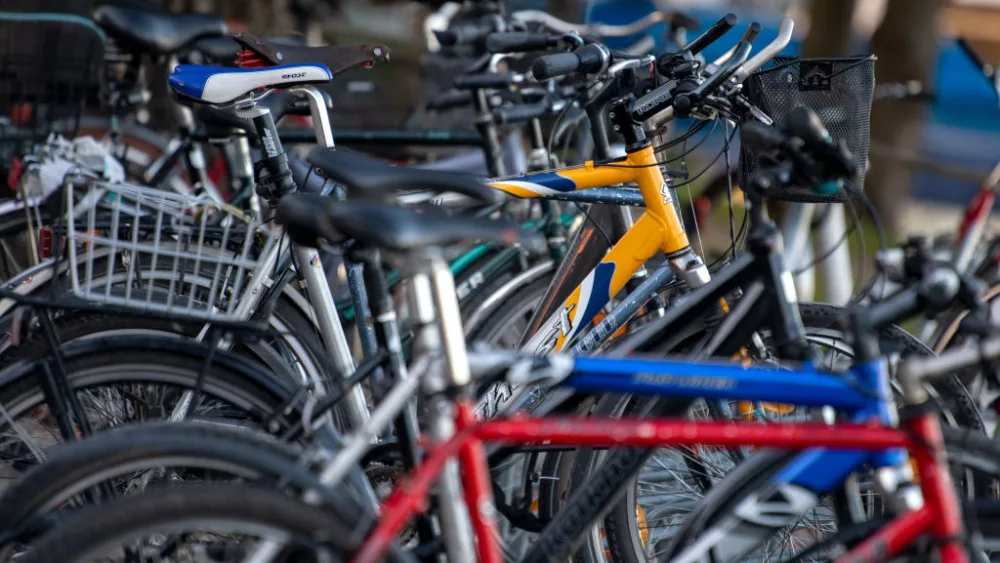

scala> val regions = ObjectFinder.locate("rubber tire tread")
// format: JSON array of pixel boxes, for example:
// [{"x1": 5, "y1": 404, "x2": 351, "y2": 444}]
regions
[
  {"x1": 0, "y1": 421, "x2": 322, "y2": 534},
  {"x1": 14, "y1": 484, "x2": 359, "y2": 563}
]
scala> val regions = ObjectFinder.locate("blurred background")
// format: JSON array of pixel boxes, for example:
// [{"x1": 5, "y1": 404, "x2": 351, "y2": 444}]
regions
[{"x1": 6, "y1": 0, "x2": 1000, "y2": 242}]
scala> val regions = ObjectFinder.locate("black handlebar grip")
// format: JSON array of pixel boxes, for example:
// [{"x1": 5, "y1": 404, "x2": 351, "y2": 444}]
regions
[
  {"x1": 532, "y1": 52, "x2": 583, "y2": 80},
  {"x1": 740, "y1": 121, "x2": 786, "y2": 152},
  {"x1": 427, "y1": 89, "x2": 474, "y2": 110},
  {"x1": 869, "y1": 289, "x2": 922, "y2": 330},
  {"x1": 532, "y1": 44, "x2": 609, "y2": 80},
  {"x1": 682, "y1": 13, "x2": 737, "y2": 55},
  {"x1": 486, "y1": 32, "x2": 560, "y2": 53},
  {"x1": 495, "y1": 102, "x2": 549, "y2": 124},
  {"x1": 741, "y1": 22, "x2": 762, "y2": 44},
  {"x1": 453, "y1": 72, "x2": 516, "y2": 90},
  {"x1": 575, "y1": 43, "x2": 610, "y2": 74},
  {"x1": 787, "y1": 106, "x2": 833, "y2": 147}
]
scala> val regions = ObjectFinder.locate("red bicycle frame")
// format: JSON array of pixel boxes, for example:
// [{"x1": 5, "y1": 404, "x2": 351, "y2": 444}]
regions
[{"x1": 350, "y1": 400, "x2": 968, "y2": 563}]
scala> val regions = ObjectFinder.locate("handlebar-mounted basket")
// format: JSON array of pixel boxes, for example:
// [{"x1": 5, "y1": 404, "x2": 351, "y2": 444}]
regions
[
  {"x1": 53, "y1": 178, "x2": 277, "y2": 324},
  {"x1": 740, "y1": 55, "x2": 876, "y2": 203}
]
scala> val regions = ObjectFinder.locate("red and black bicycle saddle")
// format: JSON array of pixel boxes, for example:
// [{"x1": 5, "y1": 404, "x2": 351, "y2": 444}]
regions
[{"x1": 233, "y1": 33, "x2": 390, "y2": 75}]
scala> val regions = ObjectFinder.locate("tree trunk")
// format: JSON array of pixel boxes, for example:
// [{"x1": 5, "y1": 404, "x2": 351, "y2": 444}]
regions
[
  {"x1": 867, "y1": 0, "x2": 941, "y2": 238},
  {"x1": 801, "y1": 0, "x2": 858, "y2": 57},
  {"x1": 768, "y1": 0, "x2": 856, "y2": 221}
]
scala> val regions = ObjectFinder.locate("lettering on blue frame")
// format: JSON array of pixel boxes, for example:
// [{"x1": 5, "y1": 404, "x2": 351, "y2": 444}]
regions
[{"x1": 632, "y1": 373, "x2": 735, "y2": 389}]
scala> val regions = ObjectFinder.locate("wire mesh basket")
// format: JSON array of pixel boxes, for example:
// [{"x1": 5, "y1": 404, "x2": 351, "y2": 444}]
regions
[
  {"x1": 0, "y1": 12, "x2": 105, "y2": 179},
  {"x1": 739, "y1": 55, "x2": 876, "y2": 203},
  {"x1": 59, "y1": 179, "x2": 278, "y2": 323}
]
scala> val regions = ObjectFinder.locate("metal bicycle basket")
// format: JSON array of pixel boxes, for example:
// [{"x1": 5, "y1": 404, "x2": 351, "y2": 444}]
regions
[
  {"x1": 0, "y1": 12, "x2": 105, "y2": 180},
  {"x1": 739, "y1": 55, "x2": 876, "y2": 203},
  {"x1": 59, "y1": 179, "x2": 277, "y2": 323}
]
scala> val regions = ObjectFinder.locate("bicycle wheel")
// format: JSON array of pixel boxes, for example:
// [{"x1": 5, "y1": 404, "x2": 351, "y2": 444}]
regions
[
  {"x1": 659, "y1": 426, "x2": 1000, "y2": 563},
  {"x1": 0, "y1": 421, "x2": 339, "y2": 558},
  {"x1": 0, "y1": 335, "x2": 303, "y2": 486},
  {"x1": 13, "y1": 484, "x2": 365, "y2": 563},
  {"x1": 524, "y1": 304, "x2": 981, "y2": 563},
  {"x1": 2, "y1": 296, "x2": 331, "y2": 392},
  {"x1": 465, "y1": 271, "x2": 551, "y2": 348}
]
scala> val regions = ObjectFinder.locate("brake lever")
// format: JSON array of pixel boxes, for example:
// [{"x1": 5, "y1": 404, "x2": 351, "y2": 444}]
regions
[
  {"x1": 733, "y1": 94, "x2": 773, "y2": 125},
  {"x1": 607, "y1": 55, "x2": 655, "y2": 77}
]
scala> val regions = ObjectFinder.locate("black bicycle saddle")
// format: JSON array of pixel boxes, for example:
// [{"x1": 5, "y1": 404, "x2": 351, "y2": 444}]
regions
[
  {"x1": 306, "y1": 148, "x2": 503, "y2": 205},
  {"x1": 276, "y1": 194, "x2": 541, "y2": 253},
  {"x1": 94, "y1": 6, "x2": 228, "y2": 56}
]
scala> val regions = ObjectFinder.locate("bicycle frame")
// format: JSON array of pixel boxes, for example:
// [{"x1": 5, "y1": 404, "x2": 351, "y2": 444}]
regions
[
  {"x1": 488, "y1": 146, "x2": 694, "y2": 351},
  {"x1": 352, "y1": 355, "x2": 966, "y2": 563}
]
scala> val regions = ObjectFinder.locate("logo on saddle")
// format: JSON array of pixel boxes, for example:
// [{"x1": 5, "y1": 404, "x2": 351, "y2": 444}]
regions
[{"x1": 282, "y1": 72, "x2": 307, "y2": 79}]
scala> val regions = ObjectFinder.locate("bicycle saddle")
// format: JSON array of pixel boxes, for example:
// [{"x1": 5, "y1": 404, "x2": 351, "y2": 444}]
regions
[
  {"x1": 192, "y1": 36, "x2": 241, "y2": 62},
  {"x1": 307, "y1": 148, "x2": 504, "y2": 204},
  {"x1": 193, "y1": 35, "x2": 310, "y2": 64},
  {"x1": 93, "y1": 6, "x2": 227, "y2": 56},
  {"x1": 276, "y1": 194, "x2": 543, "y2": 253},
  {"x1": 234, "y1": 33, "x2": 390, "y2": 76},
  {"x1": 168, "y1": 63, "x2": 332, "y2": 105}
]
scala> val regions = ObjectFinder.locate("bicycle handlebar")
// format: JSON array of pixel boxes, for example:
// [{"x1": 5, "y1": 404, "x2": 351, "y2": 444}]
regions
[
  {"x1": 680, "y1": 13, "x2": 737, "y2": 56},
  {"x1": 731, "y1": 17, "x2": 794, "y2": 83},
  {"x1": 510, "y1": 9, "x2": 666, "y2": 38},
  {"x1": 486, "y1": 31, "x2": 561, "y2": 53},
  {"x1": 673, "y1": 34, "x2": 754, "y2": 111},
  {"x1": 453, "y1": 72, "x2": 522, "y2": 90},
  {"x1": 531, "y1": 43, "x2": 611, "y2": 80},
  {"x1": 495, "y1": 101, "x2": 550, "y2": 124}
]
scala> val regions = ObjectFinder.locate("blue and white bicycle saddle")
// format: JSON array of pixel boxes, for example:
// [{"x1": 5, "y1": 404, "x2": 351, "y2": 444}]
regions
[{"x1": 168, "y1": 63, "x2": 333, "y2": 104}]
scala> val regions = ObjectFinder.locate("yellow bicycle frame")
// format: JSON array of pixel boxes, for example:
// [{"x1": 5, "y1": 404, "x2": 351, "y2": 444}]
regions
[{"x1": 487, "y1": 145, "x2": 696, "y2": 353}]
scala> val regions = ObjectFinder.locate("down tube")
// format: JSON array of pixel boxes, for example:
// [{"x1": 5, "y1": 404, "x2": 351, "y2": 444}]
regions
[{"x1": 521, "y1": 213, "x2": 666, "y2": 355}]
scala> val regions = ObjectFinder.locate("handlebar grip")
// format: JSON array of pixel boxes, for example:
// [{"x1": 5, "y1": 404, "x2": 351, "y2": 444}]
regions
[
  {"x1": 740, "y1": 22, "x2": 762, "y2": 44},
  {"x1": 495, "y1": 102, "x2": 549, "y2": 124},
  {"x1": 532, "y1": 52, "x2": 580, "y2": 80},
  {"x1": 532, "y1": 43, "x2": 609, "y2": 80},
  {"x1": 486, "y1": 32, "x2": 560, "y2": 53},
  {"x1": 427, "y1": 89, "x2": 474, "y2": 111},
  {"x1": 453, "y1": 72, "x2": 516, "y2": 90},
  {"x1": 682, "y1": 13, "x2": 737, "y2": 56},
  {"x1": 787, "y1": 106, "x2": 833, "y2": 147},
  {"x1": 869, "y1": 289, "x2": 922, "y2": 329},
  {"x1": 434, "y1": 20, "x2": 496, "y2": 48},
  {"x1": 740, "y1": 121, "x2": 785, "y2": 151}
]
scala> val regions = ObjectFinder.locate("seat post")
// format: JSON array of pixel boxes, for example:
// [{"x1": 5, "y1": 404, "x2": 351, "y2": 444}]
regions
[
  {"x1": 405, "y1": 251, "x2": 478, "y2": 562},
  {"x1": 288, "y1": 85, "x2": 334, "y2": 148},
  {"x1": 239, "y1": 96, "x2": 372, "y2": 431}
]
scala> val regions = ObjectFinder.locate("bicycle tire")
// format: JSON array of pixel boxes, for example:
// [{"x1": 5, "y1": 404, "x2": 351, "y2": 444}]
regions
[
  {"x1": 0, "y1": 421, "x2": 342, "y2": 554},
  {"x1": 0, "y1": 335, "x2": 302, "y2": 478},
  {"x1": 1, "y1": 298, "x2": 332, "y2": 392},
  {"x1": 466, "y1": 274, "x2": 551, "y2": 348},
  {"x1": 13, "y1": 484, "x2": 365, "y2": 563}
]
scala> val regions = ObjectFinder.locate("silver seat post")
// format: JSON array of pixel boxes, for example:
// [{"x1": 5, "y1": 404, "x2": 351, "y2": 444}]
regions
[
  {"x1": 243, "y1": 91, "x2": 370, "y2": 430},
  {"x1": 407, "y1": 251, "x2": 477, "y2": 562}
]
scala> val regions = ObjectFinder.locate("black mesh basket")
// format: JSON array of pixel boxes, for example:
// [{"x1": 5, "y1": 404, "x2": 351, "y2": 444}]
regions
[
  {"x1": 739, "y1": 55, "x2": 876, "y2": 203},
  {"x1": 0, "y1": 12, "x2": 104, "y2": 176}
]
